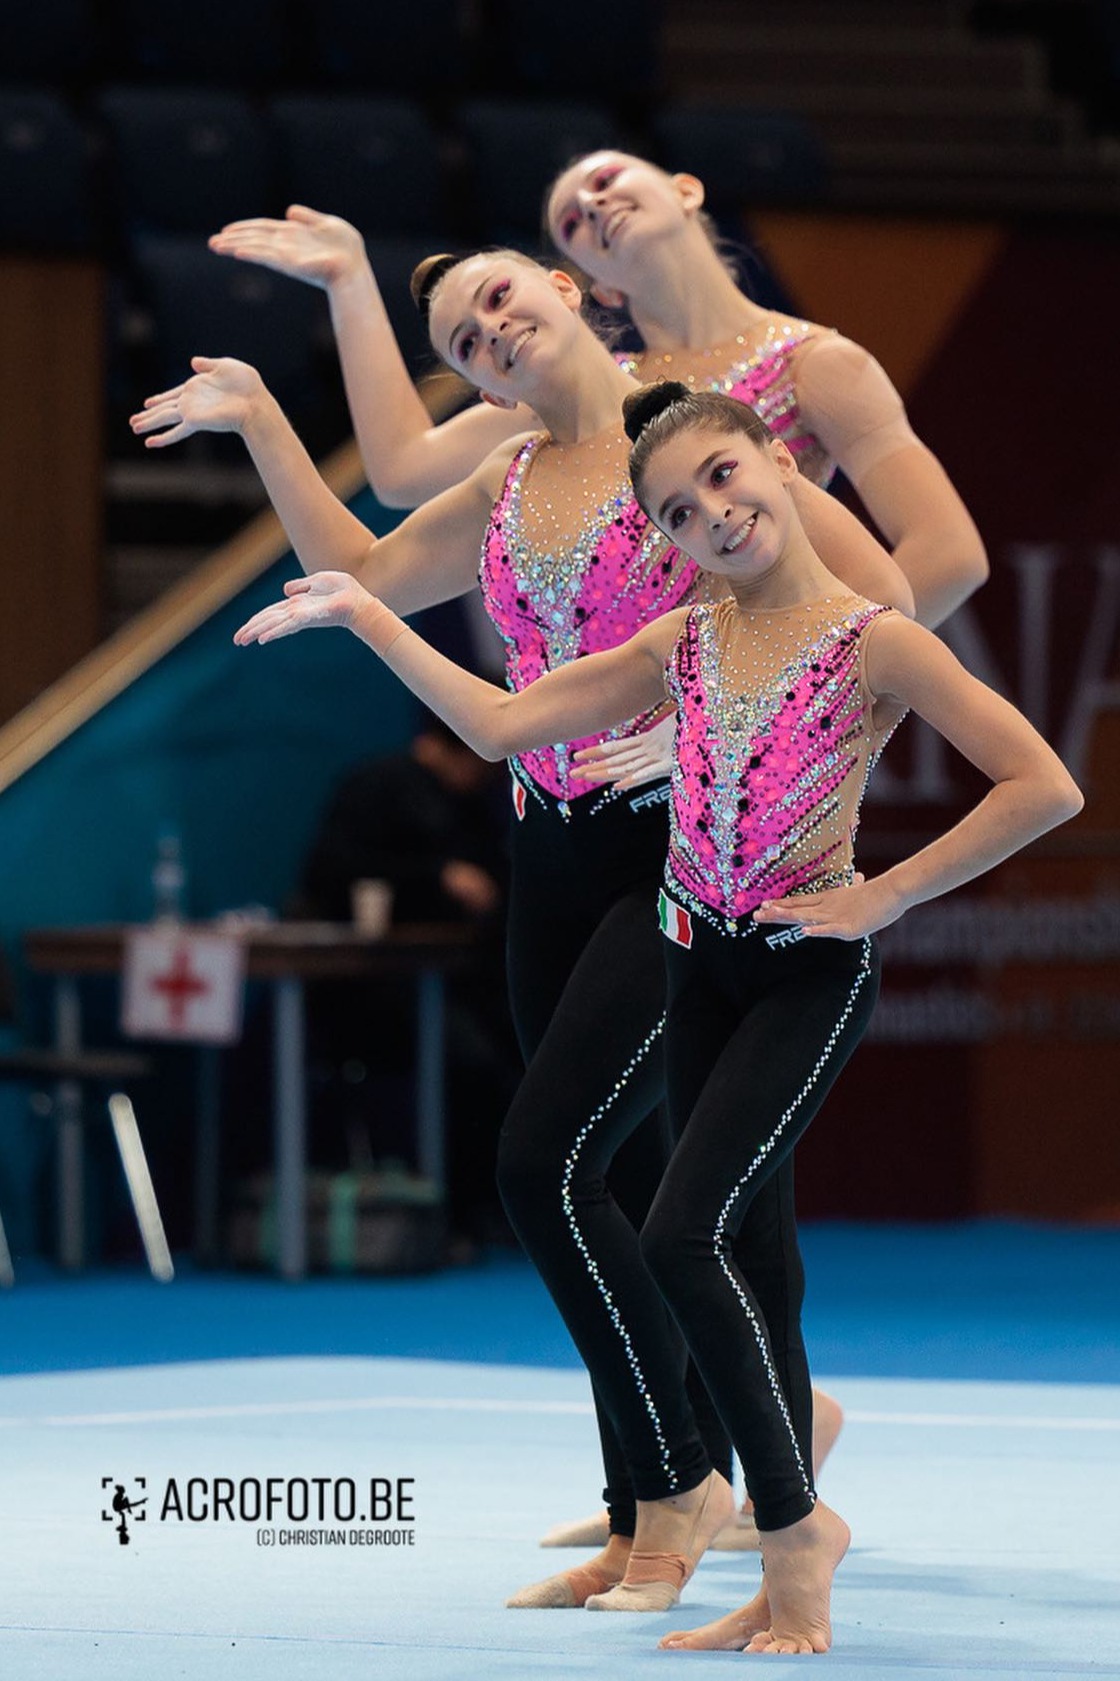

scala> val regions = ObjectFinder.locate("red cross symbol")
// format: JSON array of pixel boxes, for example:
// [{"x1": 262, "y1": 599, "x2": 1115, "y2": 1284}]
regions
[{"x1": 151, "y1": 944, "x2": 211, "y2": 1029}]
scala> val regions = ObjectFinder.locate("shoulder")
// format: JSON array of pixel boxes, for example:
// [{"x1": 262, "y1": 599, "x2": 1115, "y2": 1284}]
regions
[
  {"x1": 633, "y1": 605, "x2": 692, "y2": 662},
  {"x1": 767, "y1": 309, "x2": 831, "y2": 344},
  {"x1": 860, "y1": 612, "x2": 950, "y2": 701},
  {"x1": 473, "y1": 430, "x2": 542, "y2": 501},
  {"x1": 793, "y1": 334, "x2": 903, "y2": 409}
]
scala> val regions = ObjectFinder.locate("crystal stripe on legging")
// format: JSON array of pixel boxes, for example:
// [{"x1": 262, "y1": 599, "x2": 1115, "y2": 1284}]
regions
[
  {"x1": 560, "y1": 1014, "x2": 677, "y2": 1489},
  {"x1": 711, "y1": 937, "x2": 873, "y2": 1500}
]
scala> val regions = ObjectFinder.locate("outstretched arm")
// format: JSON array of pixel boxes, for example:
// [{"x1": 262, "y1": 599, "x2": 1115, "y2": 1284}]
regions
[
  {"x1": 209, "y1": 206, "x2": 537, "y2": 507},
  {"x1": 131, "y1": 356, "x2": 508, "y2": 614},
  {"x1": 755, "y1": 614, "x2": 1082, "y2": 938},
  {"x1": 235, "y1": 572, "x2": 680, "y2": 760},
  {"x1": 794, "y1": 335, "x2": 988, "y2": 629}
]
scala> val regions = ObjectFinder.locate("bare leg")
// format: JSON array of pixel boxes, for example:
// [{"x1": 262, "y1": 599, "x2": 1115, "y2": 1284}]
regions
[{"x1": 506, "y1": 1533, "x2": 631, "y2": 1608}]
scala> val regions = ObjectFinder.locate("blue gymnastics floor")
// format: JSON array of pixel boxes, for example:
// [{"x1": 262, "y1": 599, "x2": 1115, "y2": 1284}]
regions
[{"x1": 1, "y1": 1222, "x2": 1118, "y2": 1679}]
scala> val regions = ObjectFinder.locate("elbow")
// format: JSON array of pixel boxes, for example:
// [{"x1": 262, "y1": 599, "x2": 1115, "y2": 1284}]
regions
[
  {"x1": 945, "y1": 530, "x2": 989, "y2": 607},
  {"x1": 891, "y1": 575, "x2": 917, "y2": 620},
  {"x1": 1041, "y1": 766, "x2": 1084, "y2": 828},
  {"x1": 365, "y1": 472, "x2": 416, "y2": 511},
  {"x1": 1056, "y1": 773, "x2": 1085, "y2": 824},
  {"x1": 475, "y1": 702, "x2": 520, "y2": 764},
  {"x1": 962, "y1": 535, "x2": 990, "y2": 599}
]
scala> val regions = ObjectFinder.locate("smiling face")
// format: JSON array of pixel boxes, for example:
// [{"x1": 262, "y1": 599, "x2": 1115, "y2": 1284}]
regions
[
  {"x1": 425, "y1": 253, "x2": 584, "y2": 404},
  {"x1": 637, "y1": 425, "x2": 799, "y2": 579},
  {"x1": 545, "y1": 152, "x2": 702, "y2": 296}
]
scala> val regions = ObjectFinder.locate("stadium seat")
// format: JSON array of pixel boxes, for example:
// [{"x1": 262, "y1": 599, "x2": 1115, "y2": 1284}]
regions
[
  {"x1": 0, "y1": 89, "x2": 97, "y2": 251},
  {"x1": 272, "y1": 95, "x2": 445, "y2": 238},
  {"x1": 456, "y1": 100, "x2": 626, "y2": 246},
  {"x1": 654, "y1": 105, "x2": 830, "y2": 209},
  {"x1": 308, "y1": 0, "x2": 471, "y2": 95},
  {"x1": 131, "y1": 234, "x2": 328, "y2": 411},
  {"x1": 113, "y1": 0, "x2": 291, "y2": 87},
  {"x1": 0, "y1": 0, "x2": 97, "y2": 83},
  {"x1": 98, "y1": 87, "x2": 276, "y2": 236}
]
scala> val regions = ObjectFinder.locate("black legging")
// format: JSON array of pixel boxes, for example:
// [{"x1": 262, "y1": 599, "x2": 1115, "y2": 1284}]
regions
[
  {"x1": 643, "y1": 913, "x2": 880, "y2": 1531},
  {"x1": 499, "y1": 782, "x2": 715, "y2": 1520}
]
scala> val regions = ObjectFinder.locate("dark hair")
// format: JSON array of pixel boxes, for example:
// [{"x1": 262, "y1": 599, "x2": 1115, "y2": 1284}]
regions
[{"x1": 623, "y1": 381, "x2": 774, "y2": 508}]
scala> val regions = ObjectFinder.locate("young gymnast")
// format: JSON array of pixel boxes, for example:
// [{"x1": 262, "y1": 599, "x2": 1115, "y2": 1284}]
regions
[
  {"x1": 232, "y1": 383, "x2": 1081, "y2": 1653},
  {"x1": 134, "y1": 254, "x2": 908, "y2": 1610}
]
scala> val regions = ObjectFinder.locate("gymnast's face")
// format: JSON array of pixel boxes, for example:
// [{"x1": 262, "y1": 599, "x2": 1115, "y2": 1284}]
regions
[
  {"x1": 639, "y1": 427, "x2": 798, "y2": 579},
  {"x1": 546, "y1": 152, "x2": 704, "y2": 298},
  {"x1": 426, "y1": 254, "x2": 584, "y2": 406}
]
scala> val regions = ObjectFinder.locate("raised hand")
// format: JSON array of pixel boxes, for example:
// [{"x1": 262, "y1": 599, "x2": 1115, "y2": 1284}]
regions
[
  {"x1": 234, "y1": 572, "x2": 373, "y2": 646},
  {"x1": 570, "y1": 712, "x2": 677, "y2": 789},
  {"x1": 130, "y1": 356, "x2": 267, "y2": 448},
  {"x1": 209, "y1": 204, "x2": 367, "y2": 289}
]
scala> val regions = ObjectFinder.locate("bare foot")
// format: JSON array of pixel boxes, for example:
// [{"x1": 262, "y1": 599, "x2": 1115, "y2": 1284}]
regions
[
  {"x1": 746, "y1": 1500, "x2": 850, "y2": 1654},
  {"x1": 506, "y1": 1533, "x2": 631, "y2": 1608},
  {"x1": 659, "y1": 1585, "x2": 770, "y2": 1650}
]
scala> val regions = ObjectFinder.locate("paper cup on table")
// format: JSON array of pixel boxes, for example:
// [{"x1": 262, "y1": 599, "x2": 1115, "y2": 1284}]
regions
[{"x1": 351, "y1": 878, "x2": 393, "y2": 937}]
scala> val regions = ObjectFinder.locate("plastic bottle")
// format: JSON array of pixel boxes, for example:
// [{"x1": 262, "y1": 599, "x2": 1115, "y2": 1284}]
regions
[{"x1": 151, "y1": 831, "x2": 187, "y2": 923}]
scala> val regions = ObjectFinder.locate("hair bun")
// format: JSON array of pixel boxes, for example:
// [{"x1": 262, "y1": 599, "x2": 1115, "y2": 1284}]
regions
[
  {"x1": 622, "y1": 380, "x2": 692, "y2": 443},
  {"x1": 410, "y1": 252, "x2": 462, "y2": 317}
]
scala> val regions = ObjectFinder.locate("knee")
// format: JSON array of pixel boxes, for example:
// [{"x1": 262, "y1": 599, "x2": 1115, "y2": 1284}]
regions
[
  {"x1": 495, "y1": 1115, "x2": 556, "y2": 1217},
  {"x1": 638, "y1": 1205, "x2": 686, "y2": 1298}
]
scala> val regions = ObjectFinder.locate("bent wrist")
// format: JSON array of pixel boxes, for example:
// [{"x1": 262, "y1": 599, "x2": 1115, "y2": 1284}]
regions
[
  {"x1": 327, "y1": 255, "x2": 379, "y2": 312},
  {"x1": 872, "y1": 867, "x2": 917, "y2": 921},
  {"x1": 351, "y1": 594, "x2": 407, "y2": 655},
  {"x1": 238, "y1": 387, "x2": 286, "y2": 446}
]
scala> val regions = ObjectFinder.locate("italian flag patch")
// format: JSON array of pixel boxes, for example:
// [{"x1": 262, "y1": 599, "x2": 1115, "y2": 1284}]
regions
[
  {"x1": 658, "y1": 889, "x2": 693, "y2": 948},
  {"x1": 511, "y1": 778, "x2": 527, "y2": 822}
]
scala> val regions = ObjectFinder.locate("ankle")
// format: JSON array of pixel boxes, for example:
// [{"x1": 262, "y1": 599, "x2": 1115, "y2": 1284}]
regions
[{"x1": 637, "y1": 1470, "x2": 718, "y2": 1518}]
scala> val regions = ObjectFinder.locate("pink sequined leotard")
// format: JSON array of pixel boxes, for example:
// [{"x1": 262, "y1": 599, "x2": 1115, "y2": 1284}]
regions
[
  {"x1": 664, "y1": 593, "x2": 903, "y2": 931},
  {"x1": 481, "y1": 434, "x2": 701, "y2": 805},
  {"x1": 619, "y1": 318, "x2": 836, "y2": 488}
]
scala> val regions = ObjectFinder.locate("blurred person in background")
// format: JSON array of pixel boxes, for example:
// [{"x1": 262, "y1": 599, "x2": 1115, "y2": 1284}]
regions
[{"x1": 292, "y1": 713, "x2": 517, "y2": 1249}]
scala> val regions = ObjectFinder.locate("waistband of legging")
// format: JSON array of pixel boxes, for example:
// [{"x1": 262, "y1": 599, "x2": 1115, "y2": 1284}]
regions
[
  {"x1": 658, "y1": 870, "x2": 853, "y2": 944},
  {"x1": 510, "y1": 759, "x2": 672, "y2": 826}
]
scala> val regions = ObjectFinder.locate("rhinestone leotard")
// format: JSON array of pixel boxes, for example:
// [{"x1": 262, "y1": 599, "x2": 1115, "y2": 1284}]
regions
[
  {"x1": 618, "y1": 318, "x2": 836, "y2": 488},
  {"x1": 480, "y1": 433, "x2": 701, "y2": 803},
  {"x1": 664, "y1": 594, "x2": 903, "y2": 930}
]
